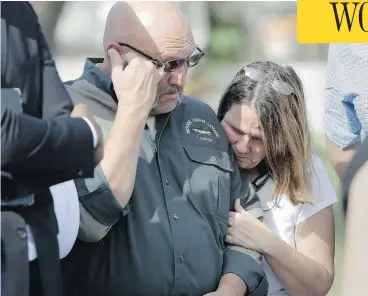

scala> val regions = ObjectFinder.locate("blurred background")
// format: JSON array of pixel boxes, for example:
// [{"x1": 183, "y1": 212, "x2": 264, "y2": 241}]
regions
[{"x1": 34, "y1": 1, "x2": 343, "y2": 295}]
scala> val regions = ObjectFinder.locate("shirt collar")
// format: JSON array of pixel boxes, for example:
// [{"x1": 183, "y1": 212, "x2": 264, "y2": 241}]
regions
[{"x1": 81, "y1": 58, "x2": 117, "y2": 101}]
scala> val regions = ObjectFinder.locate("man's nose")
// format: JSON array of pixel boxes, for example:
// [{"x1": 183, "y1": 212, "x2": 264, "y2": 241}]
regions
[{"x1": 168, "y1": 64, "x2": 187, "y2": 88}]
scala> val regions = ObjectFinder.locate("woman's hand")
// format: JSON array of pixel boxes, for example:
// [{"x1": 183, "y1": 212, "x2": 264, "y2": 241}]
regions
[{"x1": 226, "y1": 199, "x2": 273, "y2": 253}]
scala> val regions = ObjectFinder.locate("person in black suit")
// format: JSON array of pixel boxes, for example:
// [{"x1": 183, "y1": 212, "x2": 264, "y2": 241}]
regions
[{"x1": 1, "y1": 2, "x2": 104, "y2": 296}]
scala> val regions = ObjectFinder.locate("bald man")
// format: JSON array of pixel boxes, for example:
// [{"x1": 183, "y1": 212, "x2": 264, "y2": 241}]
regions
[{"x1": 61, "y1": 2, "x2": 268, "y2": 296}]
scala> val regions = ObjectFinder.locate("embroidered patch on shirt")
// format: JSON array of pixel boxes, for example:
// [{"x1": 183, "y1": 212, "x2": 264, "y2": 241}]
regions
[{"x1": 185, "y1": 117, "x2": 220, "y2": 142}]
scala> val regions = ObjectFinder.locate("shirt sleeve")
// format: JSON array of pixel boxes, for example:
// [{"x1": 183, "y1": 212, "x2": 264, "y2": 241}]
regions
[
  {"x1": 37, "y1": 20, "x2": 75, "y2": 118},
  {"x1": 222, "y1": 149, "x2": 269, "y2": 296},
  {"x1": 74, "y1": 164, "x2": 130, "y2": 242},
  {"x1": 82, "y1": 116, "x2": 98, "y2": 148},
  {"x1": 324, "y1": 44, "x2": 368, "y2": 149},
  {"x1": 63, "y1": 86, "x2": 129, "y2": 242},
  {"x1": 296, "y1": 156, "x2": 337, "y2": 225},
  {"x1": 1, "y1": 107, "x2": 95, "y2": 183}
]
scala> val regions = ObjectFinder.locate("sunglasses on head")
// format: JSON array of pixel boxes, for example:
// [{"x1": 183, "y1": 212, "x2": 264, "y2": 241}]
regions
[
  {"x1": 118, "y1": 43, "x2": 204, "y2": 72},
  {"x1": 243, "y1": 67, "x2": 294, "y2": 96}
]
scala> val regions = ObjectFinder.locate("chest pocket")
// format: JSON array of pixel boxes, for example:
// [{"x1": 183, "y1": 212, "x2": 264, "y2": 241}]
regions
[{"x1": 183, "y1": 145, "x2": 234, "y2": 225}]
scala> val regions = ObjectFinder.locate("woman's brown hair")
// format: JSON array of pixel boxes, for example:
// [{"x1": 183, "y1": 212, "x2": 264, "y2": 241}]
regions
[{"x1": 218, "y1": 61, "x2": 312, "y2": 204}]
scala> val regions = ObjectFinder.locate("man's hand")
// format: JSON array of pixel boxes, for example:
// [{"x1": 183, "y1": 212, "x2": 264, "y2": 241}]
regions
[
  {"x1": 107, "y1": 47, "x2": 165, "y2": 113},
  {"x1": 71, "y1": 104, "x2": 104, "y2": 165}
]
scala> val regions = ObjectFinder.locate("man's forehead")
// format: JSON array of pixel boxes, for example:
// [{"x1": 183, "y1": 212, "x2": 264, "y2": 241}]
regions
[
  {"x1": 118, "y1": 4, "x2": 196, "y2": 61},
  {"x1": 155, "y1": 43, "x2": 197, "y2": 61}
]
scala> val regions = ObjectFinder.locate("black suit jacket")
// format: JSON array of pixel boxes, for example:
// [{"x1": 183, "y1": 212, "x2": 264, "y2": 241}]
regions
[
  {"x1": 1, "y1": 1, "x2": 95, "y2": 193},
  {"x1": 1, "y1": 3, "x2": 97, "y2": 296}
]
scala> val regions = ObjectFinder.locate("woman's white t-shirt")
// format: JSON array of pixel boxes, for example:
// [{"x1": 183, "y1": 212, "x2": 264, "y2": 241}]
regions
[{"x1": 257, "y1": 156, "x2": 337, "y2": 296}]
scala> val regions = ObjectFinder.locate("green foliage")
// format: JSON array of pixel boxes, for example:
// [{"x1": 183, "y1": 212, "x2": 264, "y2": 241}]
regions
[{"x1": 208, "y1": 25, "x2": 243, "y2": 64}]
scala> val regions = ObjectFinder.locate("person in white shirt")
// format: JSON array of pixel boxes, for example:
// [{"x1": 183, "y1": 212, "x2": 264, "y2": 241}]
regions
[
  {"x1": 26, "y1": 180, "x2": 80, "y2": 261},
  {"x1": 217, "y1": 61, "x2": 336, "y2": 296}
]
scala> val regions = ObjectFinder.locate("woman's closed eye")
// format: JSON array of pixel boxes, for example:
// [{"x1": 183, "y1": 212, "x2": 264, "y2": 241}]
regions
[
  {"x1": 250, "y1": 135, "x2": 263, "y2": 141},
  {"x1": 230, "y1": 125, "x2": 262, "y2": 141},
  {"x1": 230, "y1": 125, "x2": 245, "y2": 136}
]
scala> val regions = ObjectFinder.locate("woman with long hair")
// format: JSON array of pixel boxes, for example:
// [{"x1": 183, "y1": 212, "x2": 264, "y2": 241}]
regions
[{"x1": 218, "y1": 61, "x2": 336, "y2": 296}]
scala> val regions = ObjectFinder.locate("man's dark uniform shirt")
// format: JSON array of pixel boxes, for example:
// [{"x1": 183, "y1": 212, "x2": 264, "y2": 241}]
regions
[{"x1": 61, "y1": 59, "x2": 269, "y2": 296}]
